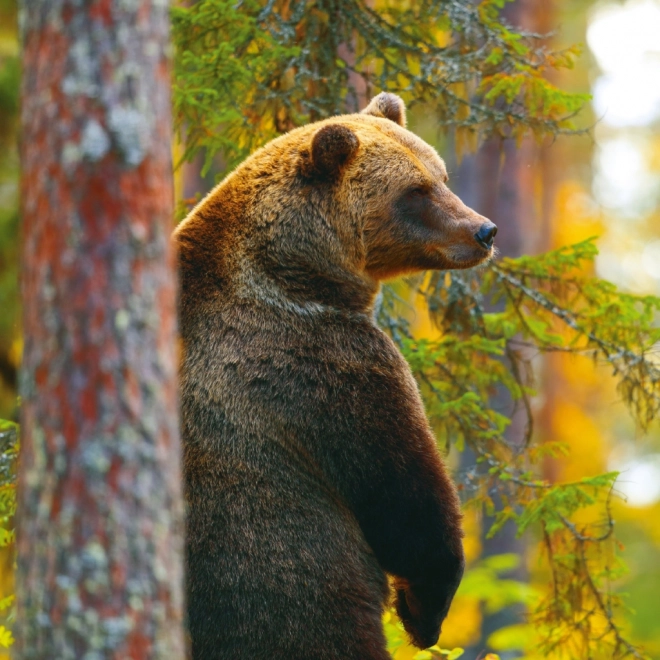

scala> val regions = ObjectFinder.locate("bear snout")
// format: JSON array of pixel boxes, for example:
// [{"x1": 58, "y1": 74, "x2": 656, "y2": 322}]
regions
[{"x1": 474, "y1": 221, "x2": 498, "y2": 250}]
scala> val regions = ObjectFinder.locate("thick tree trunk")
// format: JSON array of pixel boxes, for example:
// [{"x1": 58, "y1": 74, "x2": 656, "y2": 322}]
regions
[{"x1": 16, "y1": 2, "x2": 185, "y2": 658}]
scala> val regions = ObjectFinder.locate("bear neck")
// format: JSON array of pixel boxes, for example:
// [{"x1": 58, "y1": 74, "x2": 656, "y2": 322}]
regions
[{"x1": 245, "y1": 253, "x2": 380, "y2": 315}]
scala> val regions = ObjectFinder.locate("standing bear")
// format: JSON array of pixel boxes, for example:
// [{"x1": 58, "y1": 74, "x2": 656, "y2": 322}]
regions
[{"x1": 175, "y1": 93, "x2": 497, "y2": 660}]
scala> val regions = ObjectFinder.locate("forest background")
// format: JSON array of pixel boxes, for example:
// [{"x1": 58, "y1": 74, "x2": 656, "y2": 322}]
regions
[{"x1": 1, "y1": 0, "x2": 660, "y2": 658}]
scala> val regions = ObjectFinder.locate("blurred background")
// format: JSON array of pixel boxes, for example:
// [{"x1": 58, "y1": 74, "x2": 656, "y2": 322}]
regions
[{"x1": 1, "y1": 0, "x2": 659, "y2": 657}]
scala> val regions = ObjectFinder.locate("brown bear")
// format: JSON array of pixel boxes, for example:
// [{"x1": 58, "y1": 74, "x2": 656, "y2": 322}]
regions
[{"x1": 175, "y1": 92, "x2": 497, "y2": 660}]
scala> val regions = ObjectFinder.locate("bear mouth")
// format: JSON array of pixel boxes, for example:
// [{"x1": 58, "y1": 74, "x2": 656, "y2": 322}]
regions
[{"x1": 442, "y1": 243, "x2": 495, "y2": 270}]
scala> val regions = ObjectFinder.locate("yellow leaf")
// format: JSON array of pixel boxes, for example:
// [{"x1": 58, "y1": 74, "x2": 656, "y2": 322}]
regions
[
  {"x1": 413, "y1": 652, "x2": 433, "y2": 660},
  {"x1": 0, "y1": 626, "x2": 14, "y2": 648}
]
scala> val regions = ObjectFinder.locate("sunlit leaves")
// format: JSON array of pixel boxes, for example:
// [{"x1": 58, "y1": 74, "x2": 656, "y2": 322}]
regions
[
  {"x1": 378, "y1": 239, "x2": 658, "y2": 659},
  {"x1": 384, "y1": 608, "x2": 470, "y2": 660},
  {"x1": 0, "y1": 625, "x2": 13, "y2": 649},
  {"x1": 415, "y1": 648, "x2": 465, "y2": 660}
]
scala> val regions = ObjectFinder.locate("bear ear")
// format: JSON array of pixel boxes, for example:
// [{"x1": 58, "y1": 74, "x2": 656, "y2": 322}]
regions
[
  {"x1": 361, "y1": 92, "x2": 406, "y2": 127},
  {"x1": 304, "y1": 124, "x2": 360, "y2": 178}
]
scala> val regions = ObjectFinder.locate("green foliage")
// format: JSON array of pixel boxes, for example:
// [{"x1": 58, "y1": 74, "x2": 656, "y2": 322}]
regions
[
  {"x1": 172, "y1": 0, "x2": 302, "y2": 174},
  {"x1": 171, "y1": 0, "x2": 590, "y2": 175},
  {"x1": 377, "y1": 239, "x2": 658, "y2": 658}
]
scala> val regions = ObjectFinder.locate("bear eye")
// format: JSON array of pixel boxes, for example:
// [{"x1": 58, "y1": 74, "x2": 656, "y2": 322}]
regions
[{"x1": 407, "y1": 186, "x2": 428, "y2": 198}]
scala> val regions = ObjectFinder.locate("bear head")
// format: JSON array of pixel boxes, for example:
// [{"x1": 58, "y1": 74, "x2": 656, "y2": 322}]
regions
[{"x1": 176, "y1": 93, "x2": 496, "y2": 315}]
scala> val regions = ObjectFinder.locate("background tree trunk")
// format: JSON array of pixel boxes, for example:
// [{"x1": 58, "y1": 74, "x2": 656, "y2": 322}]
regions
[
  {"x1": 16, "y1": 2, "x2": 185, "y2": 658},
  {"x1": 452, "y1": 2, "x2": 555, "y2": 655}
]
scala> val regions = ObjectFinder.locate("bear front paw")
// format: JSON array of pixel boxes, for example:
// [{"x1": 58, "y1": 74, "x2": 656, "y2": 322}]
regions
[{"x1": 395, "y1": 588, "x2": 443, "y2": 650}]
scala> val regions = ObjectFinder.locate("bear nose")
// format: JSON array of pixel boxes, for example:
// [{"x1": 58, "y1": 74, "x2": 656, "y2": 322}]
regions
[{"x1": 474, "y1": 222, "x2": 498, "y2": 249}]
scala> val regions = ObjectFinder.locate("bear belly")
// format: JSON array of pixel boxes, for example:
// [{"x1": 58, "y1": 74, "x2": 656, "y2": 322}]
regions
[{"x1": 185, "y1": 439, "x2": 390, "y2": 660}]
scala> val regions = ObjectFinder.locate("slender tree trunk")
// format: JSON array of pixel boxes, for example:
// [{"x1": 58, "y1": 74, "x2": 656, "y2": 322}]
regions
[
  {"x1": 453, "y1": 137, "x2": 534, "y2": 659},
  {"x1": 16, "y1": 2, "x2": 185, "y2": 658},
  {"x1": 451, "y1": 2, "x2": 555, "y2": 654}
]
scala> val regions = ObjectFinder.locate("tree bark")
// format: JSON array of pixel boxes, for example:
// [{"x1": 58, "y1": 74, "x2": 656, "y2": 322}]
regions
[
  {"x1": 451, "y1": 2, "x2": 555, "y2": 655},
  {"x1": 16, "y1": 2, "x2": 185, "y2": 658}
]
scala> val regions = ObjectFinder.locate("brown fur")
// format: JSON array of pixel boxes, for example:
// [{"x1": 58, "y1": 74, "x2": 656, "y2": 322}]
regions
[{"x1": 175, "y1": 93, "x2": 495, "y2": 659}]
